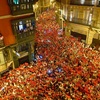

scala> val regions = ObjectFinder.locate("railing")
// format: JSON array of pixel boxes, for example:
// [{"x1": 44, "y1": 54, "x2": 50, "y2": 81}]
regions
[
  {"x1": 62, "y1": 15, "x2": 100, "y2": 28},
  {"x1": 59, "y1": 14, "x2": 100, "y2": 28},
  {"x1": 70, "y1": 0, "x2": 95, "y2": 6},
  {"x1": 67, "y1": 17, "x2": 91, "y2": 26},
  {"x1": 91, "y1": 21, "x2": 100, "y2": 29}
]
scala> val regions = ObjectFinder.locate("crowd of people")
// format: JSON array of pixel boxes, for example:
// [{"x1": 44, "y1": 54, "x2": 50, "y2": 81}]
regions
[{"x1": 0, "y1": 9, "x2": 100, "y2": 100}]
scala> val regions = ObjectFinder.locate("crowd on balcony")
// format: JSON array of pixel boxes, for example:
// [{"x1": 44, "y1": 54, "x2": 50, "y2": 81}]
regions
[{"x1": 0, "y1": 8, "x2": 100, "y2": 100}]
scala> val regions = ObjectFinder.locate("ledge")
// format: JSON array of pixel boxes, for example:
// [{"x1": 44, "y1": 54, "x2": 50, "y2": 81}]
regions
[
  {"x1": 0, "y1": 13, "x2": 33, "y2": 19},
  {"x1": 0, "y1": 46, "x2": 5, "y2": 50}
]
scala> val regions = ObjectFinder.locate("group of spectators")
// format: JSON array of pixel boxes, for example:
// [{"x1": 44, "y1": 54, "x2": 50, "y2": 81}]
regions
[{"x1": 0, "y1": 9, "x2": 100, "y2": 100}]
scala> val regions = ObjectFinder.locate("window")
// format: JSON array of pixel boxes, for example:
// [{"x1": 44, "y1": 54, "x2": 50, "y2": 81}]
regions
[
  {"x1": 88, "y1": 13, "x2": 92, "y2": 25},
  {"x1": 8, "y1": 0, "x2": 38, "y2": 15},
  {"x1": 91, "y1": 0, "x2": 95, "y2": 5},
  {"x1": 70, "y1": 11, "x2": 73, "y2": 21},
  {"x1": 13, "y1": 0, "x2": 19, "y2": 4},
  {"x1": 99, "y1": 0, "x2": 100, "y2": 5},
  {"x1": 11, "y1": 16, "x2": 35, "y2": 41},
  {"x1": 19, "y1": 21, "x2": 23, "y2": 31},
  {"x1": 80, "y1": 0, "x2": 85, "y2": 4}
]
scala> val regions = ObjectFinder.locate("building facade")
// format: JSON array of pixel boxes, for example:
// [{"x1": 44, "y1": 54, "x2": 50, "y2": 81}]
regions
[{"x1": 55, "y1": 0, "x2": 100, "y2": 46}]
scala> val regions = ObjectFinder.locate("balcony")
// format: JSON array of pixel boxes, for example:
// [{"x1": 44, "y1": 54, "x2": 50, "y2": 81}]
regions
[
  {"x1": 91, "y1": 21, "x2": 100, "y2": 29},
  {"x1": 67, "y1": 17, "x2": 92, "y2": 26},
  {"x1": 70, "y1": 0, "x2": 95, "y2": 6}
]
